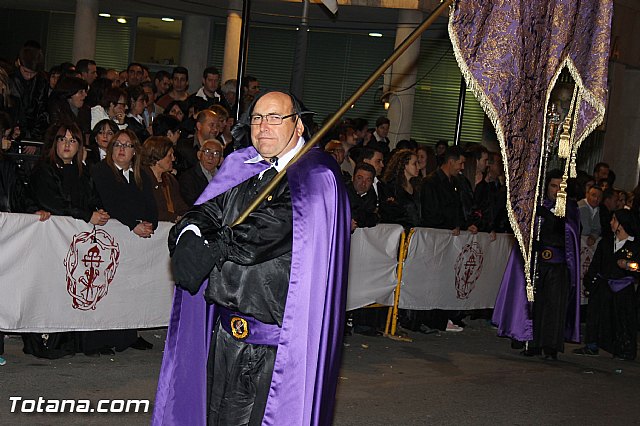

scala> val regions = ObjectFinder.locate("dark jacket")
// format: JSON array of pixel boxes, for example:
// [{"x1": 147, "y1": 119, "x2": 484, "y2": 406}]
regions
[
  {"x1": 178, "y1": 163, "x2": 210, "y2": 207},
  {"x1": 420, "y1": 168, "x2": 465, "y2": 230},
  {"x1": 29, "y1": 161, "x2": 100, "y2": 222},
  {"x1": 380, "y1": 183, "x2": 421, "y2": 229},
  {"x1": 0, "y1": 157, "x2": 39, "y2": 213},
  {"x1": 144, "y1": 167, "x2": 189, "y2": 222},
  {"x1": 124, "y1": 115, "x2": 150, "y2": 144},
  {"x1": 91, "y1": 161, "x2": 158, "y2": 230},
  {"x1": 8, "y1": 71, "x2": 49, "y2": 141},
  {"x1": 346, "y1": 182, "x2": 378, "y2": 228},
  {"x1": 47, "y1": 97, "x2": 91, "y2": 134}
]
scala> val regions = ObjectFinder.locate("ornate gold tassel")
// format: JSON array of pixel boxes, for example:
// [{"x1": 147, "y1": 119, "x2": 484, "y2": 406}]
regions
[
  {"x1": 557, "y1": 117, "x2": 572, "y2": 159},
  {"x1": 569, "y1": 153, "x2": 577, "y2": 178},
  {"x1": 554, "y1": 173, "x2": 568, "y2": 217}
]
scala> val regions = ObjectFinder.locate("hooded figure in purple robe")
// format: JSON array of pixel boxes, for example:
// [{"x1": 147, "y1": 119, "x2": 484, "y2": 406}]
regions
[
  {"x1": 152, "y1": 91, "x2": 351, "y2": 425},
  {"x1": 493, "y1": 169, "x2": 580, "y2": 358}
]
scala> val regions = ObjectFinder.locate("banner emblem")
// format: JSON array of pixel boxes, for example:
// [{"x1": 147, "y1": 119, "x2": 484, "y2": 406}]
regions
[
  {"x1": 454, "y1": 242, "x2": 484, "y2": 299},
  {"x1": 64, "y1": 228, "x2": 120, "y2": 310}
]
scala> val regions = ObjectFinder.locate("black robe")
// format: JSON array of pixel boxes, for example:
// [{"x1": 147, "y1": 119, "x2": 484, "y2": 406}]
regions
[{"x1": 584, "y1": 237, "x2": 639, "y2": 359}]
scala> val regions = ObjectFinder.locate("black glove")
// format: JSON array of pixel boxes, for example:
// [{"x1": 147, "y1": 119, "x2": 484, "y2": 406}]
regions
[{"x1": 171, "y1": 230, "x2": 219, "y2": 295}]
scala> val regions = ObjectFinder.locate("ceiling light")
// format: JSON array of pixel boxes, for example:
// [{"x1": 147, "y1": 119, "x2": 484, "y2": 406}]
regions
[
  {"x1": 117, "y1": 18, "x2": 127, "y2": 24},
  {"x1": 161, "y1": 17, "x2": 175, "y2": 22},
  {"x1": 369, "y1": 32, "x2": 383, "y2": 38},
  {"x1": 99, "y1": 13, "x2": 111, "y2": 18}
]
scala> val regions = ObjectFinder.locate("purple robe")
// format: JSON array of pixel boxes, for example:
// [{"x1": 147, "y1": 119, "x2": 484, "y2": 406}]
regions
[
  {"x1": 152, "y1": 144, "x2": 351, "y2": 425},
  {"x1": 493, "y1": 201, "x2": 581, "y2": 343}
]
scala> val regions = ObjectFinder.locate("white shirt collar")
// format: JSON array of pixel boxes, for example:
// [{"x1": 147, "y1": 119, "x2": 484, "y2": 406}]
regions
[
  {"x1": 244, "y1": 136, "x2": 305, "y2": 173},
  {"x1": 615, "y1": 235, "x2": 635, "y2": 252},
  {"x1": 115, "y1": 164, "x2": 133, "y2": 182}
]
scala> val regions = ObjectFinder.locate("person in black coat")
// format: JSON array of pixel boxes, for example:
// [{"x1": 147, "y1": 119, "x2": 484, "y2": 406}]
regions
[
  {"x1": 23, "y1": 121, "x2": 110, "y2": 359},
  {"x1": 92, "y1": 128, "x2": 157, "y2": 237},
  {"x1": 346, "y1": 162, "x2": 378, "y2": 231},
  {"x1": 47, "y1": 76, "x2": 91, "y2": 136},
  {"x1": 29, "y1": 122, "x2": 109, "y2": 225},
  {"x1": 85, "y1": 118, "x2": 118, "y2": 169},
  {"x1": 123, "y1": 85, "x2": 150, "y2": 144},
  {"x1": 380, "y1": 149, "x2": 421, "y2": 229},
  {"x1": 178, "y1": 138, "x2": 223, "y2": 206}
]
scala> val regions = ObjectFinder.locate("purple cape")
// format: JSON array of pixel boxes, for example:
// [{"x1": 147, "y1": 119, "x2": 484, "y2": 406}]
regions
[
  {"x1": 492, "y1": 201, "x2": 581, "y2": 343},
  {"x1": 152, "y1": 145, "x2": 351, "y2": 425}
]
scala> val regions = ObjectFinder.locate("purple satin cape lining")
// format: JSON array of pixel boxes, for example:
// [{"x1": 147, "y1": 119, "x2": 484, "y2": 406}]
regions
[
  {"x1": 151, "y1": 145, "x2": 351, "y2": 426},
  {"x1": 492, "y1": 201, "x2": 581, "y2": 343}
]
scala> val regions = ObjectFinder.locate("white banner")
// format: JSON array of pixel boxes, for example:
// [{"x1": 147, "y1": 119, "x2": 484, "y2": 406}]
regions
[
  {"x1": 0, "y1": 213, "x2": 175, "y2": 333},
  {"x1": 400, "y1": 228, "x2": 514, "y2": 310},
  {"x1": 346, "y1": 224, "x2": 404, "y2": 311}
]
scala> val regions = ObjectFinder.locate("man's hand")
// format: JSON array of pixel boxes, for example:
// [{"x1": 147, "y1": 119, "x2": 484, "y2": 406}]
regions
[
  {"x1": 467, "y1": 224, "x2": 478, "y2": 234},
  {"x1": 34, "y1": 210, "x2": 51, "y2": 221},
  {"x1": 90, "y1": 209, "x2": 110, "y2": 226},
  {"x1": 351, "y1": 219, "x2": 358, "y2": 232},
  {"x1": 587, "y1": 235, "x2": 596, "y2": 246},
  {"x1": 133, "y1": 221, "x2": 154, "y2": 238},
  {"x1": 452, "y1": 227, "x2": 460, "y2": 236},
  {"x1": 489, "y1": 230, "x2": 496, "y2": 242},
  {"x1": 171, "y1": 231, "x2": 217, "y2": 294}
]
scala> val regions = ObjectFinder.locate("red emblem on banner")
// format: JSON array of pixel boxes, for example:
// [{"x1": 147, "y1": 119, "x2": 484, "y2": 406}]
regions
[
  {"x1": 64, "y1": 228, "x2": 120, "y2": 310},
  {"x1": 454, "y1": 242, "x2": 484, "y2": 299}
]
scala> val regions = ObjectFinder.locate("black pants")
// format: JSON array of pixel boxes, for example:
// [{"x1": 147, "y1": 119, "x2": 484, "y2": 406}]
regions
[
  {"x1": 532, "y1": 262, "x2": 570, "y2": 354},
  {"x1": 207, "y1": 321, "x2": 277, "y2": 426}
]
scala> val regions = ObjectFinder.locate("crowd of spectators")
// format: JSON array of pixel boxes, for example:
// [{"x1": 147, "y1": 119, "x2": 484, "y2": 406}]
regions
[{"x1": 1, "y1": 40, "x2": 639, "y2": 365}]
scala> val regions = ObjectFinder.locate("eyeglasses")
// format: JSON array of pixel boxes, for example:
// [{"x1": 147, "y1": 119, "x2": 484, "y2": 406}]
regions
[
  {"x1": 113, "y1": 141, "x2": 134, "y2": 149},
  {"x1": 249, "y1": 113, "x2": 297, "y2": 126},
  {"x1": 55, "y1": 136, "x2": 78, "y2": 145},
  {"x1": 200, "y1": 149, "x2": 222, "y2": 158}
]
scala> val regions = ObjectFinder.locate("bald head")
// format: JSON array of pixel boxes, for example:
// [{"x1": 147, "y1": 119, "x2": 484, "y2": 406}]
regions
[
  {"x1": 196, "y1": 110, "x2": 219, "y2": 142},
  {"x1": 250, "y1": 92, "x2": 303, "y2": 161}
]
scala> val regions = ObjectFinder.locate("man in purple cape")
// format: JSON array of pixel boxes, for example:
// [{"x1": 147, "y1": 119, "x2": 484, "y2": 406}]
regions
[
  {"x1": 493, "y1": 169, "x2": 581, "y2": 358},
  {"x1": 152, "y1": 91, "x2": 351, "y2": 425}
]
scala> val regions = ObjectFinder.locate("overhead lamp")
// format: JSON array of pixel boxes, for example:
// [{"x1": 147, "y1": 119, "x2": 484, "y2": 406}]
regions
[
  {"x1": 98, "y1": 13, "x2": 111, "y2": 18},
  {"x1": 368, "y1": 32, "x2": 383, "y2": 38},
  {"x1": 117, "y1": 18, "x2": 127, "y2": 24},
  {"x1": 161, "y1": 17, "x2": 175, "y2": 22}
]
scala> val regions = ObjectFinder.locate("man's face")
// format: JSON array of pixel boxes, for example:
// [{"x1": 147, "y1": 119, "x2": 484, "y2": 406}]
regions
[
  {"x1": 586, "y1": 188, "x2": 603, "y2": 208},
  {"x1": 247, "y1": 80, "x2": 260, "y2": 97},
  {"x1": 595, "y1": 166, "x2": 609, "y2": 182},
  {"x1": 106, "y1": 69, "x2": 119, "y2": 86},
  {"x1": 353, "y1": 169, "x2": 374, "y2": 195},
  {"x1": 250, "y1": 92, "x2": 302, "y2": 161},
  {"x1": 547, "y1": 178, "x2": 562, "y2": 201},
  {"x1": 173, "y1": 73, "x2": 188, "y2": 93},
  {"x1": 142, "y1": 86, "x2": 155, "y2": 105},
  {"x1": 376, "y1": 123, "x2": 389, "y2": 138},
  {"x1": 198, "y1": 141, "x2": 223, "y2": 172},
  {"x1": 82, "y1": 64, "x2": 98, "y2": 85},
  {"x1": 436, "y1": 144, "x2": 446, "y2": 156},
  {"x1": 196, "y1": 112, "x2": 219, "y2": 142},
  {"x1": 477, "y1": 152, "x2": 489, "y2": 174},
  {"x1": 19, "y1": 64, "x2": 38, "y2": 81},
  {"x1": 489, "y1": 154, "x2": 502, "y2": 178},
  {"x1": 604, "y1": 193, "x2": 618, "y2": 212},
  {"x1": 203, "y1": 73, "x2": 220, "y2": 95},
  {"x1": 156, "y1": 77, "x2": 171, "y2": 95},
  {"x1": 364, "y1": 152, "x2": 384, "y2": 177},
  {"x1": 128, "y1": 65, "x2": 144, "y2": 86},
  {"x1": 446, "y1": 155, "x2": 464, "y2": 177}
]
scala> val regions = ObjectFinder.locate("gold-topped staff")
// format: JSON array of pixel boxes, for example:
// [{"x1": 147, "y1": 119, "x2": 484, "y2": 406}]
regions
[{"x1": 231, "y1": 0, "x2": 454, "y2": 227}]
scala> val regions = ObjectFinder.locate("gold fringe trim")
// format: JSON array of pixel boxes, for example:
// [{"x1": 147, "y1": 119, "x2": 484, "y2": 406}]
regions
[{"x1": 448, "y1": 13, "x2": 608, "y2": 302}]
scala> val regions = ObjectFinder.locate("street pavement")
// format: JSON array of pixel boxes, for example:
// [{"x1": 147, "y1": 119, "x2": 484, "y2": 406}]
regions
[{"x1": 1, "y1": 319, "x2": 639, "y2": 425}]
